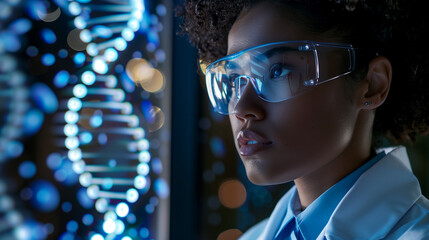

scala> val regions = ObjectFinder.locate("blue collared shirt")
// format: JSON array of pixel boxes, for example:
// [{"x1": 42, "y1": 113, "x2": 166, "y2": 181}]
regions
[{"x1": 275, "y1": 152, "x2": 386, "y2": 240}]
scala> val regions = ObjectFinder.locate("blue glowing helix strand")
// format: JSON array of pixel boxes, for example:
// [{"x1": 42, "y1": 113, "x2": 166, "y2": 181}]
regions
[
  {"x1": 0, "y1": 1, "x2": 55, "y2": 239},
  {"x1": 0, "y1": 10, "x2": 32, "y2": 162},
  {"x1": 52, "y1": 0, "x2": 166, "y2": 238}
]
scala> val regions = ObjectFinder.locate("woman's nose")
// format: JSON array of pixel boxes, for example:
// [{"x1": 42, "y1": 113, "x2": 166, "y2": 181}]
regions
[{"x1": 233, "y1": 80, "x2": 266, "y2": 121}]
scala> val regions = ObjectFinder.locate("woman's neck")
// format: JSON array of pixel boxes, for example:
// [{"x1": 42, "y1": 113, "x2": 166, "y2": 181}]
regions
[{"x1": 294, "y1": 110, "x2": 374, "y2": 210}]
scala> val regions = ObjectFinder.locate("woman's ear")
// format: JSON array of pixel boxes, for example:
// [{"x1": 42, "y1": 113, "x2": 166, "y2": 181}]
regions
[{"x1": 360, "y1": 56, "x2": 392, "y2": 109}]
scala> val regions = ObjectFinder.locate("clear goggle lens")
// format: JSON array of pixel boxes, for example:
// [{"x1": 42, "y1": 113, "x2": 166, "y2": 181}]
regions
[{"x1": 205, "y1": 41, "x2": 356, "y2": 115}]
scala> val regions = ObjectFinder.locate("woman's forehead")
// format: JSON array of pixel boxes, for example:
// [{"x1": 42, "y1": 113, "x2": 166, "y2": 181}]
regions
[{"x1": 227, "y1": 2, "x2": 320, "y2": 55}]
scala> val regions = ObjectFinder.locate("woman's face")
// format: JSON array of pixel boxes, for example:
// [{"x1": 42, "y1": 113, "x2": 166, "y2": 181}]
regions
[{"x1": 228, "y1": 2, "x2": 362, "y2": 185}]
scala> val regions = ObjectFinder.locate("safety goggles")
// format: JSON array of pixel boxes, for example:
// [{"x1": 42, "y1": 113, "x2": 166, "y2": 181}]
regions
[{"x1": 204, "y1": 41, "x2": 356, "y2": 115}]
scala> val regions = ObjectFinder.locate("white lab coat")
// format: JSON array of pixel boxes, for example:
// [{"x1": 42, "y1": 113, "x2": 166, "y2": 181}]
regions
[{"x1": 240, "y1": 147, "x2": 429, "y2": 240}]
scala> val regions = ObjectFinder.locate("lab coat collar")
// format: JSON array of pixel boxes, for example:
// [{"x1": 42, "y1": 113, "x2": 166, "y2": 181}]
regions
[
  {"x1": 258, "y1": 186, "x2": 296, "y2": 240},
  {"x1": 319, "y1": 146, "x2": 422, "y2": 240},
  {"x1": 255, "y1": 147, "x2": 421, "y2": 240}
]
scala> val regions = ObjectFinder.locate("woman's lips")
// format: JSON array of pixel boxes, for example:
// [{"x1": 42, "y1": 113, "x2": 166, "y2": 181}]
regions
[{"x1": 237, "y1": 129, "x2": 273, "y2": 156}]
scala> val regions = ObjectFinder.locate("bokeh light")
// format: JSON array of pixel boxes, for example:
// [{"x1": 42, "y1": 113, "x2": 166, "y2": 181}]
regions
[
  {"x1": 218, "y1": 179, "x2": 247, "y2": 209},
  {"x1": 217, "y1": 229, "x2": 243, "y2": 240},
  {"x1": 18, "y1": 161, "x2": 37, "y2": 179},
  {"x1": 28, "y1": 180, "x2": 60, "y2": 212},
  {"x1": 124, "y1": 58, "x2": 165, "y2": 93}
]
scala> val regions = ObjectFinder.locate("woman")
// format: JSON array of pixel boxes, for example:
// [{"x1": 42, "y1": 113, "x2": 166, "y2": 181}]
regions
[{"x1": 180, "y1": 0, "x2": 429, "y2": 239}]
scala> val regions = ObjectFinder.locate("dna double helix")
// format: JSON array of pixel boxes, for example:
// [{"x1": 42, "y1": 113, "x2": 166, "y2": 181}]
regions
[
  {"x1": 1, "y1": 0, "x2": 170, "y2": 238},
  {"x1": 53, "y1": 0, "x2": 169, "y2": 238}
]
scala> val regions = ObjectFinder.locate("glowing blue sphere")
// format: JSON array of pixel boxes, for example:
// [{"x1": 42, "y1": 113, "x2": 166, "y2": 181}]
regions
[
  {"x1": 53, "y1": 70, "x2": 70, "y2": 88},
  {"x1": 115, "y1": 202, "x2": 129, "y2": 218},
  {"x1": 31, "y1": 83, "x2": 58, "y2": 114},
  {"x1": 73, "y1": 84, "x2": 87, "y2": 98},
  {"x1": 154, "y1": 178, "x2": 169, "y2": 199},
  {"x1": 23, "y1": 109, "x2": 44, "y2": 136},
  {"x1": 81, "y1": 71, "x2": 96, "y2": 85},
  {"x1": 0, "y1": 31, "x2": 21, "y2": 52},
  {"x1": 9, "y1": 18, "x2": 32, "y2": 34},
  {"x1": 18, "y1": 161, "x2": 37, "y2": 179},
  {"x1": 67, "y1": 98, "x2": 82, "y2": 111},
  {"x1": 120, "y1": 72, "x2": 135, "y2": 93},
  {"x1": 29, "y1": 180, "x2": 60, "y2": 212},
  {"x1": 92, "y1": 57, "x2": 108, "y2": 74},
  {"x1": 41, "y1": 53, "x2": 56, "y2": 66},
  {"x1": 40, "y1": 28, "x2": 57, "y2": 44},
  {"x1": 73, "y1": 52, "x2": 86, "y2": 65},
  {"x1": 77, "y1": 188, "x2": 94, "y2": 209}
]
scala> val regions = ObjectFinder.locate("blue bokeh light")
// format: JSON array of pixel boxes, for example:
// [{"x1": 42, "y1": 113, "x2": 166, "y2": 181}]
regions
[
  {"x1": 23, "y1": 109, "x2": 44, "y2": 136},
  {"x1": 14, "y1": 220, "x2": 48, "y2": 240},
  {"x1": 67, "y1": 98, "x2": 82, "y2": 111},
  {"x1": 73, "y1": 84, "x2": 87, "y2": 98},
  {"x1": 46, "y1": 152, "x2": 64, "y2": 170},
  {"x1": 58, "y1": 49, "x2": 68, "y2": 58},
  {"x1": 9, "y1": 18, "x2": 32, "y2": 35},
  {"x1": 53, "y1": 0, "x2": 68, "y2": 9},
  {"x1": 41, "y1": 53, "x2": 56, "y2": 66},
  {"x1": 79, "y1": 29, "x2": 92, "y2": 43},
  {"x1": 89, "y1": 115, "x2": 103, "y2": 128},
  {"x1": 0, "y1": 31, "x2": 21, "y2": 52},
  {"x1": 0, "y1": 2, "x2": 12, "y2": 20},
  {"x1": 54, "y1": 70, "x2": 70, "y2": 88},
  {"x1": 73, "y1": 16, "x2": 87, "y2": 29},
  {"x1": 97, "y1": 133, "x2": 108, "y2": 145},
  {"x1": 114, "y1": 38, "x2": 127, "y2": 51},
  {"x1": 81, "y1": 71, "x2": 96, "y2": 85},
  {"x1": 210, "y1": 137, "x2": 226, "y2": 158},
  {"x1": 73, "y1": 52, "x2": 86, "y2": 66},
  {"x1": 115, "y1": 202, "x2": 129, "y2": 218},
  {"x1": 104, "y1": 48, "x2": 118, "y2": 62},
  {"x1": 25, "y1": 0, "x2": 48, "y2": 20},
  {"x1": 82, "y1": 214, "x2": 94, "y2": 226},
  {"x1": 4, "y1": 140, "x2": 24, "y2": 159},
  {"x1": 139, "y1": 227, "x2": 150, "y2": 238},
  {"x1": 141, "y1": 100, "x2": 155, "y2": 124},
  {"x1": 121, "y1": 28, "x2": 135, "y2": 41},
  {"x1": 68, "y1": 2, "x2": 82, "y2": 16},
  {"x1": 77, "y1": 188, "x2": 94, "y2": 209},
  {"x1": 66, "y1": 220, "x2": 78, "y2": 232},
  {"x1": 31, "y1": 83, "x2": 58, "y2": 114},
  {"x1": 156, "y1": 4, "x2": 167, "y2": 16},
  {"x1": 26, "y1": 46, "x2": 39, "y2": 57},
  {"x1": 29, "y1": 180, "x2": 60, "y2": 212},
  {"x1": 18, "y1": 161, "x2": 37, "y2": 179},
  {"x1": 59, "y1": 232, "x2": 74, "y2": 240},
  {"x1": 154, "y1": 178, "x2": 169, "y2": 199},
  {"x1": 120, "y1": 71, "x2": 135, "y2": 93},
  {"x1": 92, "y1": 57, "x2": 108, "y2": 74},
  {"x1": 40, "y1": 28, "x2": 57, "y2": 44},
  {"x1": 151, "y1": 158, "x2": 163, "y2": 174},
  {"x1": 79, "y1": 132, "x2": 93, "y2": 145},
  {"x1": 53, "y1": 160, "x2": 79, "y2": 186},
  {"x1": 62, "y1": 201, "x2": 72, "y2": 212}
]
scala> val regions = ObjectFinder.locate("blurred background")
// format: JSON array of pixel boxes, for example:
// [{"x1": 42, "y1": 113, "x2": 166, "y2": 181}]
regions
[{"x1": 0, "y1": 0, "x2": 428, "y2": 239}]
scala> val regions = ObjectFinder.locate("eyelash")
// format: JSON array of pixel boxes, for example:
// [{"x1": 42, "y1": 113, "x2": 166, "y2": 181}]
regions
[{"x1": 269, "y1": 63, "x2": 290, "y2": 79}]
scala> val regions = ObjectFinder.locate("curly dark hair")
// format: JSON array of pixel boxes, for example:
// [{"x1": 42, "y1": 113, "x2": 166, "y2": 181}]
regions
[{"x1": 177, "y1": 0, "x2": 429, "y2": 146}]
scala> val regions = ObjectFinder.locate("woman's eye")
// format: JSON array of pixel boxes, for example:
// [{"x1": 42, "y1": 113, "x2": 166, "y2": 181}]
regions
[{"x1": 269, "y1": 63, "x2": 290, "y2": 79}]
